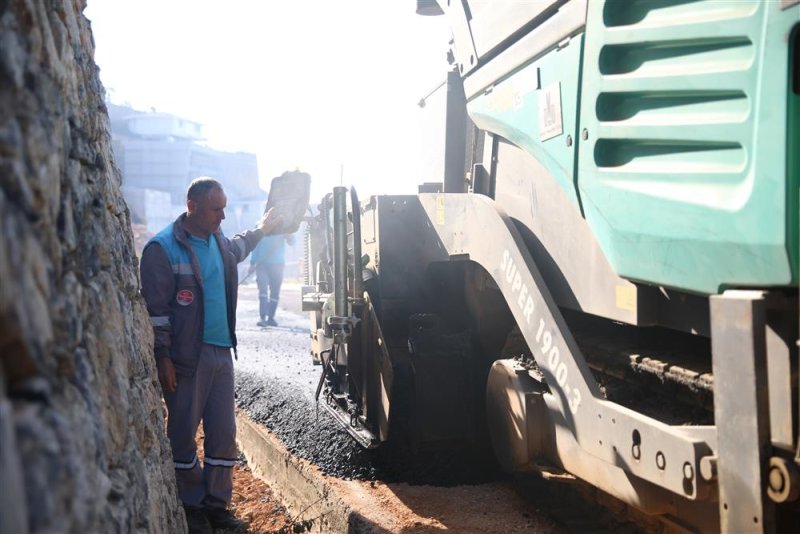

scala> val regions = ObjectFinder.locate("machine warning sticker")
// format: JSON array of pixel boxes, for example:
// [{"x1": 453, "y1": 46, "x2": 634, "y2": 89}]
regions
[
  {"x1": 176, "y1": 289, "x2": 194, "y2": 306},
  {"x1": 615, "y1": 285, "x2": 637, "y2": 312},
  {"x1": 538, "y1": 82, "x2": 563, "y2": 141},
  {"x1": 513, "y1": 65, "x2": 539, "y2": 111}
]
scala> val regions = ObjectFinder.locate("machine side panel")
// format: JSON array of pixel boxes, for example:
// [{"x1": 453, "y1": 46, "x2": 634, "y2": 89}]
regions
[
  {"x1": 468, "y1": 34, "x2": 584, "y2": 208},
  {"x1": 577, "y1": 0, "x2": 798, "y2": 294},
  {"x1": 493, "y1": 138, "x2": 640, "y2": 324}
]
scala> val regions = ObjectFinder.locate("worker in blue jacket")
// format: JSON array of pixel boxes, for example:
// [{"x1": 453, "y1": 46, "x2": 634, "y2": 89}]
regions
[
  {"x1": 140, "y1": 177, "x2": 281, "y2": 533},
  {"x1": 248, "y1": 232, "x2": 294, "y2": 327}
]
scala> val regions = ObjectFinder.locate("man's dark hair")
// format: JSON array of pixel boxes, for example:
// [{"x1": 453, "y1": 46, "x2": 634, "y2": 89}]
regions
[{"x1": 187, "y1": 177, "x2": 223, "y2": 202}]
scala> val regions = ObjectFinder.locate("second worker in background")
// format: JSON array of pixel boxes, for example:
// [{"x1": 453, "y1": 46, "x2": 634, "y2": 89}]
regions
[{"x1": 249, "y1": 232, "x2": 294, "y2": 327}]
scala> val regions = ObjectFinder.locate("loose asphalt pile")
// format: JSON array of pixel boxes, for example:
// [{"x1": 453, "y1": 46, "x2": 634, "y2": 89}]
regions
[{"x1": 233, "y1": 286, "x2": 503, "y2": 486}]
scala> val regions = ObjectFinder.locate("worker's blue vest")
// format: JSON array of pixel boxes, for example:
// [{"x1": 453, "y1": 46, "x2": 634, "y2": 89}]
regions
[{"x1": 151, "y1": 223, "x2": 195, "y2": 276}]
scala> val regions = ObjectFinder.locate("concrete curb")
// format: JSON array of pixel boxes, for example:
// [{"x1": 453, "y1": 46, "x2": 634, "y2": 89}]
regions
[{"x1": 236, "y1": 413, "x2": 372, "y2": 533}]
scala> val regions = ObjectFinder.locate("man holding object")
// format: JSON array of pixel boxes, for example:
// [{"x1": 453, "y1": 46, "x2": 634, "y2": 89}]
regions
[{"x1": 140, "y1": 177, "x2": 281, "y2": 533}]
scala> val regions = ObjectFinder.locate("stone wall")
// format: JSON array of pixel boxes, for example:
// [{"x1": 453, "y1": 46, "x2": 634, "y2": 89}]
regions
[{"x1": 0, "y1": 1, "x2": 184, "y2": 532}]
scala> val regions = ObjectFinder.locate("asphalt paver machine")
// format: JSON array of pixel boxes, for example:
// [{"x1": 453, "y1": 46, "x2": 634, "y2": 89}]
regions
[{"x1": 301, "y1": 1, "x2": 800, "y2": 531}]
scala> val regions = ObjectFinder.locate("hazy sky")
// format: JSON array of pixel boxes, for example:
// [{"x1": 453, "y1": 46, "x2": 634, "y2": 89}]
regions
[{"x1": 85, "y1": 1, "x2": 451, "y2": 202}]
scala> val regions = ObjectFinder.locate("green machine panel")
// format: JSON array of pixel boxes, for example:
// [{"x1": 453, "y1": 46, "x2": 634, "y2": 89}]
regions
[
  {"x1": 467, "y1": 34, "x2": 584, "y2": 208},
  {"x1": 577, "y1": 0, "x2": 799, "y2": 294}
]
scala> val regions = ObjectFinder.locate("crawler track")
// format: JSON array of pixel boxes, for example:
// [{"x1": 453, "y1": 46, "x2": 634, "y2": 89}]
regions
[{"x1": 566, "y1": 310, "x2": 715, "y2": 425}]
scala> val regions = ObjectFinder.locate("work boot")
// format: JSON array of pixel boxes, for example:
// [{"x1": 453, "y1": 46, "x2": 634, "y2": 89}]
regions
[
  {"x1": 256, "y1": 317, "x2": 268, "y2": 327},
  {"x1": 203, "y1": 506, "x2": 248, "y2": 531},
  {"x1": 267, "y1": 300, "x2": 278, "y2": 324},
  {"x1": 184, "y1": 505, "x2": 213, "y2": 534}
]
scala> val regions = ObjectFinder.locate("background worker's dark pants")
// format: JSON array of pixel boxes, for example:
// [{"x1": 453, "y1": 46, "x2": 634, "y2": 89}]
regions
[
  {"x1": 164, "y1": 344, "x2": 237, "y2": 510},
  {"x1": 256, "y1": 262, "x2": 284, "y2": 320}
]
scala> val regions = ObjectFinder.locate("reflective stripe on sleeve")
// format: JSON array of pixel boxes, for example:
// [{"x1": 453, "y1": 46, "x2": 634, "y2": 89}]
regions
[
  {"x1": 171, "y1": 263, "x2": 194, "y2": 275},
  {"x1": 150, "y1": 316, "x2": 170, "y2": 327}
]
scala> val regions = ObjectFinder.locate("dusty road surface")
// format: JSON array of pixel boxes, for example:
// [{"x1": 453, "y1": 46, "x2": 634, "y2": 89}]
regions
[{"x1": 230, "y1": 282, "x2": 648, "y2": 533}]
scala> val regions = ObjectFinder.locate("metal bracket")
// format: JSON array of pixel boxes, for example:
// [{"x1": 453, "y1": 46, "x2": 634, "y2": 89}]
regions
[
  {"x1": 320, "y1": 396, "x2": 378, "y2": 449},
  {"x1": 711, "y1": 291, "x2": 774, "y2": 532},
  {"x1": 326, "y1": 315, "x2": 360, "y2": 343}
]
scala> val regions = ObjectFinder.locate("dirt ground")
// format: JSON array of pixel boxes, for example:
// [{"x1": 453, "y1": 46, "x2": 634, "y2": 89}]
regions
[
  {"x1": 195, "y1": 426, "x2": 305, "y2": 534},
  {"x1": 229, "y1": 455, "x2": 299, "y2": 533}
]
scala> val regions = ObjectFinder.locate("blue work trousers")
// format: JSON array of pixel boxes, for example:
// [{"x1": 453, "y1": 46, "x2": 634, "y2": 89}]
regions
[
  {"x1": 164, "y1": 343, "x2": 237, "y2": 510},
  {"x1": 256, "y1": 262, "x2": 284, "y2": 319}
]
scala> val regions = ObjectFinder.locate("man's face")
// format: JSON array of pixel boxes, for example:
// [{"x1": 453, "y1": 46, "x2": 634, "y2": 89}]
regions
[{"x1": 188, "y1": 187, "x2": 227, "y2": 235}]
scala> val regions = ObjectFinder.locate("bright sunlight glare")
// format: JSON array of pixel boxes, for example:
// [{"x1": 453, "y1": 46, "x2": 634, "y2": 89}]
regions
[{"x1": 85, "y1": 0, "x2": 451, "y2": 203}]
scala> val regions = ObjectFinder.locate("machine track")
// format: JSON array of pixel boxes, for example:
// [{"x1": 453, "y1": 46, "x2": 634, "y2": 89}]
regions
[
  {"x1": 566, "y1": 309, "x2": 715, "y2": 425},
  {"x1": 503, "y1": 307, "x2": 715, "y2": 426}
]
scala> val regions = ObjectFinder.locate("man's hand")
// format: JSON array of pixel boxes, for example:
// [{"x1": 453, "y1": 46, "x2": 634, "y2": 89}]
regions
[
  {"x1": 259, "y1": 208, "x2": 283, "y2": 235},
  {"x1": 157, "y1": 357, "x2": 177, "y2": 392}
]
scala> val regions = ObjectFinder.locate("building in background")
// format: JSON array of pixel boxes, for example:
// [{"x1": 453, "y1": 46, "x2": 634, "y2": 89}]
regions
[
  {"x1": 108, "y1": 102, "x2": 265, "y2": 238},
  {"x1": 109, "y1": 102, "x2": 304, "y2": 277}
]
